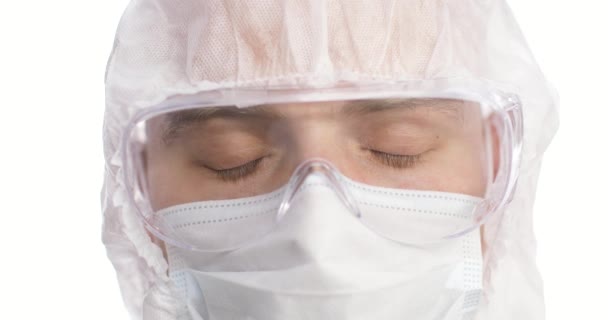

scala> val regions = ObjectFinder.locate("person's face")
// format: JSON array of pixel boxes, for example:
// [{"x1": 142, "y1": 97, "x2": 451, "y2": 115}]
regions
[{"x1": 143, "y1": 98, "x2": 489, "y2": 211}]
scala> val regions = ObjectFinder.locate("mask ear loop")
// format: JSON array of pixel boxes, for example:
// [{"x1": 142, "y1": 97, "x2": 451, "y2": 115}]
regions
[{"x1": 277, "y1": 158, "x2": 362, "y2": 222}]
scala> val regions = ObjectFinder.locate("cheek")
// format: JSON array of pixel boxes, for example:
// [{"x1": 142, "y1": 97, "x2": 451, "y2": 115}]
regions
[
  {"x1": 421, "y1": 142, "x2": 488, "y2": 197},
  {"x1": 145, "y1": 146, "x2": 210, "y2": 210},
  {"x1": 441, "y1": 124, "x2": 489, "y2": 197},
  {"x1": 146, "y1": 156, "x2": 185, "y2": 210}
]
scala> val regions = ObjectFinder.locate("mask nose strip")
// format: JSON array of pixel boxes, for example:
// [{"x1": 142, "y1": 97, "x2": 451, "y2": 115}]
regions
[{"x1": 276, "y1": 158, "x2": 361, "y2": 222}]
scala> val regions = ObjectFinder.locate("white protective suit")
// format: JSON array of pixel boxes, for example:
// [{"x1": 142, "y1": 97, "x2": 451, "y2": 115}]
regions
[{"x1": 102, "y1": 0, "x2": 558, "y2": 319}]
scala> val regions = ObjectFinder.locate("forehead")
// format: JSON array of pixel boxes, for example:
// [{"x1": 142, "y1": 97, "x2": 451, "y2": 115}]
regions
[
  {"x1": 162, "y1": 98, "x2": 473, "y2": 124},
  {"x1": 148, "y1": 98, "x2": 478, "y2": 144}
]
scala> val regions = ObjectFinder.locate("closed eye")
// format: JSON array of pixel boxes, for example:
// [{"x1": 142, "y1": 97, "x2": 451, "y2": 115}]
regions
[
  {"x1": 203, "y1": 157, "x2": 265, "y2": 182},
  {"x1": 370, "y1": 150, "x2": 423, "y2": 169}
]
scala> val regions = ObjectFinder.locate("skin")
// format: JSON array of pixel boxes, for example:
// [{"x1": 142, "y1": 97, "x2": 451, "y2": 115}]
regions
[
  {"x1": 143, "y1": 98, "x2": 490, "y2": 211},
  {"x1": 138, "y1": 98, "x2": 495, "y2": 258}
]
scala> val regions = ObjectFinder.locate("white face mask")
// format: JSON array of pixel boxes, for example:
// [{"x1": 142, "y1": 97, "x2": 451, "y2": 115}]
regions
[{"x1": 158, "y1": 174, "x2": 484, "y2": 320}]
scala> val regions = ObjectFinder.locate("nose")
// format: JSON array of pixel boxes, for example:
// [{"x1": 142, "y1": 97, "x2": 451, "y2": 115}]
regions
[
  {"x1": 277, "y1": 158, "x2": 361, "y2": 222},
  {"x1": 270, "y1": 161, "x2": 386, "y2": 263}
]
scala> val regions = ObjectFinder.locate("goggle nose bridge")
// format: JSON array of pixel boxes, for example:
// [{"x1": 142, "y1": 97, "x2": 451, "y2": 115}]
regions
[{"x1": 276, "y1": 158, "x2": 362, "y2": 222}]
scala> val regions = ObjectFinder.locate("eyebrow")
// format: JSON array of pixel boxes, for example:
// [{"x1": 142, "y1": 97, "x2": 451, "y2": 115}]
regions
[
  {"x1": 160, "y1": 98, "x2": 464, "y2": 143},
  {"x1": 342, "y1": 99, "x2": 456, "y2": 115},
  {"x1": 161, "y1": 106, "x2": 279, "y2": 143}
]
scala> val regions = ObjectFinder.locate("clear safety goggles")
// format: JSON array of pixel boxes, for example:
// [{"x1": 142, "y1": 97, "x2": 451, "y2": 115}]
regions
[{"x1": 122, "y1": 83, "x2": 523, "y2": 251}]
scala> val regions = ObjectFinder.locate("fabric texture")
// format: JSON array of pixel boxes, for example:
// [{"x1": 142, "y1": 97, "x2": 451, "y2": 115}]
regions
[
  {"x1": 102, "y1": 1, "x2": 558, "y2": 319},
  {"x1": 164, "y1": 176, "x2": 483, "y2": 320}
]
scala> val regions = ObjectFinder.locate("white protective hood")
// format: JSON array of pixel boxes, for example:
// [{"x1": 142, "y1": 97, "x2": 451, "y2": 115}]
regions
[{"x1": 102, "y1": 0, "x2": 558, "y2": 319}]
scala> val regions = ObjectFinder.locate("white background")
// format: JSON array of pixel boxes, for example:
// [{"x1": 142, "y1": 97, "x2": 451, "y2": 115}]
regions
[{"x1": 0, "y1": 1, "x2": 606, "y2": 319}]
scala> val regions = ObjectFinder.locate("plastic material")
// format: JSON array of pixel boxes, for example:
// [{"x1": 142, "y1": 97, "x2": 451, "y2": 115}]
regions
[
  {"x1": 123, "y1": 93, "x2": 521, "y2": 251},
  {"x1": 164, "y1": 175, "x2": 483, "y2": 319},
  {"x1": 102, "y1": 1, "x2": 559, "y2": 319}
]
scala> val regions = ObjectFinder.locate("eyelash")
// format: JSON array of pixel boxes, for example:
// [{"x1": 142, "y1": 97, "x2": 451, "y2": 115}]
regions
[
  {"x1": 370, "y1": 150, "x2": 422, "y2": 169},
  {"x1": 209, "y1": 149, "x2": 421, "y2": 182},
  {"x1": 213, "y1": 157, "x2": 264, "y2": 182}
]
